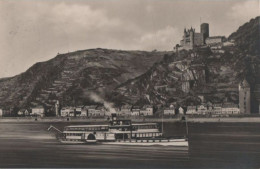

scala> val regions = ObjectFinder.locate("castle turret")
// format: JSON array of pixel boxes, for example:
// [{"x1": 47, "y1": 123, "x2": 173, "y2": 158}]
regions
[
  {"x1": 239, "y1": 79, "x2": 251, "y2": 114},
  {"x1": 189, "y1": 28, "x2": 194, "y2": 48}
]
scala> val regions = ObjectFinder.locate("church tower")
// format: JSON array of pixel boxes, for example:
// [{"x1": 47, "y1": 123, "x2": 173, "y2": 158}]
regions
[
  {"x1": 239, "y1": 79, "x2": 251, "y2": 114},
  {"x1": 55, "y1": 100, "x2": 60, "y2": 116}
]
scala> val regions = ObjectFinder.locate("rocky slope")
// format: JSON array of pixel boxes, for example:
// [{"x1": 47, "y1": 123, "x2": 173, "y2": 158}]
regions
[{"x1": 0, "y1": 48, "x2": 167, "y2": 112}]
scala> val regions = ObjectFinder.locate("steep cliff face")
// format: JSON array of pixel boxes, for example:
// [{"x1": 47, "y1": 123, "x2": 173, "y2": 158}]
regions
[{"x1": 0, "y1": 48, "x2": 166, "y2": 110}]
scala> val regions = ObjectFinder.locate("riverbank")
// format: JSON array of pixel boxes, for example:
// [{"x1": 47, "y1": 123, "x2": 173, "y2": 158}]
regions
[{"x1": 1, "y1": 117, "x2": 260, "y2": 123}]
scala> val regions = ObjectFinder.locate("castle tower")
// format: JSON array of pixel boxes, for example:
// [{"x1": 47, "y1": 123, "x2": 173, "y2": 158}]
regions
[
  {"x1": 239, "y1": 79, "x2": 251, "y2": 114},
  {"x1": 55, "y1": 100, "x2": 60, "y2": 116},
  {"x1": 200, "y1": 23, "x2": 209, "y2": 43}
]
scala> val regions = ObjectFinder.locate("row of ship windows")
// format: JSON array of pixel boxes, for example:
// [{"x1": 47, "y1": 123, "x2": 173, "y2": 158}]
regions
[
  {"x1": 133, "y1": 125, "x2": 157, "y2": 129},
  {"x1": 66, "y1": 126, "x2": 157, "y2": 131},
  {"x1": 66, "y1": 127, "x2": 108, "y2": 131},
  {"x1": 66, "y1": 133, "x2": 82, "y2": 136},
  {"x1": 65, "y1": 133, "x2": 161, "y2": 137},
  {"x1": 133, "y1": 133, "x2": 161, "y2": 137}
]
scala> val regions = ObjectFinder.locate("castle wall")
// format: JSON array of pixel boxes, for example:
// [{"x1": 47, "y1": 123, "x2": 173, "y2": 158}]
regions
[
  {"x1": 206, "y1": 36, "x2": 225, "y2": 45},
  {"x1": 194, "y1": 33, "x2": 204, "y2": 46}
]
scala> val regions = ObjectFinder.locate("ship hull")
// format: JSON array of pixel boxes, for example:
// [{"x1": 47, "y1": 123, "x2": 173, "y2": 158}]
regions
[
  {"x1": 60, "y1": 140, "x2": 86, "y2": 144},
  {"x1": 59, "y1": 138, "x2": 188, "y2": 147},
  {"x1": 101, "y1": 139, "x2": 188, "y2": 147}
]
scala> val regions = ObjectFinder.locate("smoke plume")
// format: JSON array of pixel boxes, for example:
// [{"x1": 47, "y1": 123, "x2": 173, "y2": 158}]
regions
[{"x1": 89, "y1": 92, "x2": 116, "y2": 113}]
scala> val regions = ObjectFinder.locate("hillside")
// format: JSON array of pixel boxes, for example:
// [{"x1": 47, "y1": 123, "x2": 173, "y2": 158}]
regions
[
  {"x1": 0, "y1": 48, "x2": 167, "y2": 112},
  {"x1": 229, "y1": 16, "x2": 260, "y2": 55},
  {"x1": 0, "y1": 16, "x2": 259, "y2": 114},
  {"x1": 112, "y1": 16, "x2": 260, "y2": 112}
]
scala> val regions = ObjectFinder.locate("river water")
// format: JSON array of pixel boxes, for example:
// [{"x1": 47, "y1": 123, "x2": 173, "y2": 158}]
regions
[{"x1": 1, "y1": 122, "x2": 260, "y2": 168}]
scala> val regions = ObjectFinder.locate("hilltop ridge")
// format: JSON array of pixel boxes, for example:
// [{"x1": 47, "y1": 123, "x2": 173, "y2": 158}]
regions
[{"x1": 0, "y1": 48, "x2": 167, "y2": 112}]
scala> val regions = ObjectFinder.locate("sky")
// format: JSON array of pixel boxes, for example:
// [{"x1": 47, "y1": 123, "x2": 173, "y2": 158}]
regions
[{"x1": 0, "y1": 0, "x2": 259, "y2": 78}]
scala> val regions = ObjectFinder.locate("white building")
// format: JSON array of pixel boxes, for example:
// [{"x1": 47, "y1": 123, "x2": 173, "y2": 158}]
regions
[
  {"x1": 206, "y1": 36, "x2": 225, "y2": 46},
  {"x1": 207, "y1": 102, "x2": 214, "y2": 114},
  {"x1": 163, "y1": 107, "x2": 175, "y2": 116},
  {"x1": 31, "y1": 107, "x2": 45, "y2": 117},
  {"x1": 18, "y1": 109, "x2": 29, "y2": 116},
  {"x1": 75, "y1": 106, "x2": 84, "y2": 116},
  {"x1": 131, "y1": 106, "x2": 140, "y2": 116},
  {"x1": 119, "y1": 105, "x2": 132, "y2": 116},
  {"x1": 81, "y1": 106, "x2": 88, "y2": 116},
  {"x1": 178, "y1": 107, "x2": 184, "y2": 115},
  {"x1": 131, "y1": 111, "x2": 139, "y2": 116},
  {"x1": 87, "y1": 105, "x2": 98, "y2": 116},
  {"x1": 221, "y1": 103, "x2": 240, "y2": 115},
  {"x1": 197, "y1": 105, "x2": 207, "y2": 115},
  {"x1": 94, "y1": 106, "x2": 106, "y2": 117},
  {"x1": 213, "y1": 104, "x2": 222, "y2": 114},
  {"x1": 61, "y1": 107, "x2": 75, "y2": 117},
  {"x1": 140, "y1": 105, "x2": 153, "y2": 116},
  {"x1": 186, "y1": 106, "x2": 197, "y2": 115},
  {"x1": 223, "y1": 41, "x2": 235, "y2": 47}
]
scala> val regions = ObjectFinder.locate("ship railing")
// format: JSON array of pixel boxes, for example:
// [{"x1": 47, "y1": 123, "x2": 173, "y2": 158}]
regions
[{"x1": 48, "y1": 125, "x2": 62, "y2": 133}]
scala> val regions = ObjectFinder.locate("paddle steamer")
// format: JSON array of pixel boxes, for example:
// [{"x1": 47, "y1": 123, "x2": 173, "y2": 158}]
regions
[{"x1": 48, "y1": 114, "x2": 188, "y2": 147}]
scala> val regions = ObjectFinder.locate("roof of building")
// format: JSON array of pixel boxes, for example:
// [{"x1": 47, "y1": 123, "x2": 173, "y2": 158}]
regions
[
  {"x1": 32, "y1": 106, "x2": 44, "y2": 109},
  {"x1": 143, "y1": 105, "x2": 153, "y2": 108},
  {"x1": 213, "y1": 103, "x2": 222, "y2": 107},
  {"x1": 61, "y1": 107, "x2": 75, "y2": 110},
  {"x1": 222, "y1": 103, "x2": 239, "y2": 108},
  {"x1": 207, "y1": 101, "x2": 213, "y2": 106},
  {"x1": 121, "y1": 105, "x2": 132, "y2": 109},
  {"x1": 164, "y1": 107, "x2": 175, "y2": 110},
  {"x1": 132, "y1": 106, "x2": 141, "y2": 109},
  {"x1": 19, "y1": 109, "x2": 29, "y2": 112},
  {"x1": 187, "y1": 106, "x2": 196, "y2": 109},
  {"x1": 240, "y1": 79, "x2": 250, "y2": 88},
  {"x1": 206, "y1": 36, "x2": 225, "y2": 39},
  {"x1": 85, "y1": 105, "x2": 98, "y2": 109},
  {"x1": 96, "y1": 106, "x2": 106, "y2": 110},
  {"x1": 76, "y1": 105, "x2": 84, "y2": 108}
]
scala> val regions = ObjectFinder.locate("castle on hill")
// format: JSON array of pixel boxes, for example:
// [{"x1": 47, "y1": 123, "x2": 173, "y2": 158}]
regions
[{"x1": 176, "y1": 23, "x2": 226, "y2": 50}]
